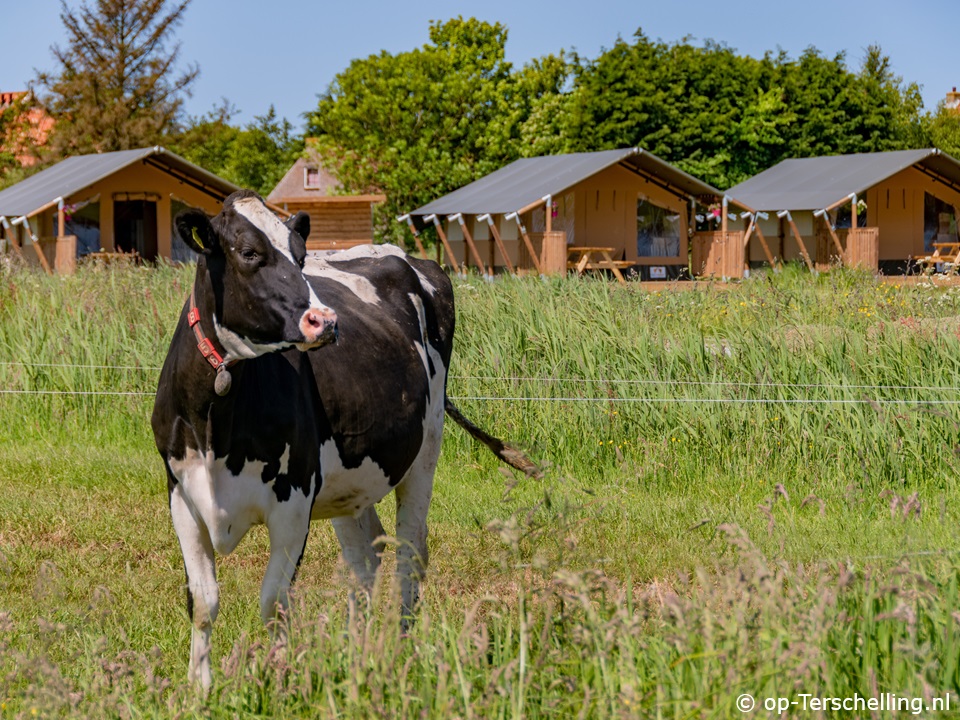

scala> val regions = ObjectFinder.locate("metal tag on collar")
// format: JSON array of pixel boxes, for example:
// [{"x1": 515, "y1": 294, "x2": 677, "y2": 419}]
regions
[{"x1": 214, "y1": 365, "x2": 232, "y2": 396}]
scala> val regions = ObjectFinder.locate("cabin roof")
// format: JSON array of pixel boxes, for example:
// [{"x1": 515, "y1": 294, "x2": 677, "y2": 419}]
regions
[
  {"x1": 726, "y1": 149, "x2": 960, "y2": 212},
  {"x1": 0, "y1": 146, "x2": 240, "y2": 218},
  {"x1": 411, "y1": 147, "x2": 722, "y2": 217}
]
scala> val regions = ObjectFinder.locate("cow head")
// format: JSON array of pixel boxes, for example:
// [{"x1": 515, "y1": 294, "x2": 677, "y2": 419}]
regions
[{"x1": 175, "y1": 190, "x2": 337, "y2": 360}]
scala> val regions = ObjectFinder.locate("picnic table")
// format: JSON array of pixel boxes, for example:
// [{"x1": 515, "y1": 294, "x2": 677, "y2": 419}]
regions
[
  {"x1": 566, "y1": 246, "x2": 632, "y2": 284},
  {"x1": 917, "y1": 241, "x2": 960, "y2": 274}
]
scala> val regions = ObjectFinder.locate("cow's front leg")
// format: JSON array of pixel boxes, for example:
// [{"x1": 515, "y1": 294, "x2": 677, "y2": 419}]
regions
[
  {"x1": 170, "y1": 486, "x2": 218, "y2": 693},
  {"x1": 331, "y1": 506, "x2": 385, "y2": 610},
  {"x1": 261, "y1": 502, "x2": 312, "y2": 628}
]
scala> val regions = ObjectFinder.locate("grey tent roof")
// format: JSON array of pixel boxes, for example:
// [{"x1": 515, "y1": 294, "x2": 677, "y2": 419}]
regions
[
  {"x1": 726, "y1": 149, "x2": 960, "y2": 212},
  {"x1": 411, "y1": 147, "x2": 722, "y2": 217},
  {"x1": 0, "y1": 146, "x2": 241, "y2": 218}
]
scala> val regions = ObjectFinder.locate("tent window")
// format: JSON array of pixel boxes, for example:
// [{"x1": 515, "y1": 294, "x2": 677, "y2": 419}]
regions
[
  {"x1": 924, "y1": 193, "x2": 959, "y2": 253},
  {"x1": 64, "y1": 200, "x2": 101, "y2": 257},
  {"x1": 637, "y1": 196, "x2": 680, "y2": 258}
]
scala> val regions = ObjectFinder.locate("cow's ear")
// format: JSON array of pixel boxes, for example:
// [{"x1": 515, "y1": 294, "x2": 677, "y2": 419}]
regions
[
  {"x1": 285, "y1": 211, "x2": 310, "y2": 241},
  {"x1": 175, "y1": 208, "x2": 218, "y2": 255}
]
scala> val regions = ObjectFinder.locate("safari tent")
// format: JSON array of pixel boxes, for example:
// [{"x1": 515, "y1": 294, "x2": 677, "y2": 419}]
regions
[
  {"x1": 725, "y1": 148, "x2": 960, "y2": 274},
  {"x1": 405, "y1": 147, "x2": 733, "y2": 280},
  {"x1": 0, "y1": 146, "x2": 240, "y2": 273}
]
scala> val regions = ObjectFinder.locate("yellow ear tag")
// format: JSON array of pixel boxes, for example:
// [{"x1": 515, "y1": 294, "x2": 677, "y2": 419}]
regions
[{"x1": 191, "y1": 227, "x2": 204, "y2": 250}]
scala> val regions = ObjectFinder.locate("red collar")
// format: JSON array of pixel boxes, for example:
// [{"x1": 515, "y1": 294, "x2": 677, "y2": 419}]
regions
[{"x1": 188, "y1": 288, "x2": 236, "y2": 395}]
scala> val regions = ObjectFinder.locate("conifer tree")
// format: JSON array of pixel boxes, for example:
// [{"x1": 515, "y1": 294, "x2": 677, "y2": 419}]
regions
[{"x1": 34, "y1": 0, "x2": 198, "y2": 157}]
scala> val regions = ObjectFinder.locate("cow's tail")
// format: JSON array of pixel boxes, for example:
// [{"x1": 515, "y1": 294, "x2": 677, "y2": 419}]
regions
[{"x1": 444, "y1": 396, "x2": 542, "y2": 478}]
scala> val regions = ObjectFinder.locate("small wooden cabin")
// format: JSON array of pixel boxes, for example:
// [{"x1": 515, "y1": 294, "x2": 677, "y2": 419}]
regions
[
  {"x1": 408, "y1": 148, "x2": 727, "y2": 280},
  {"x1": 266, "y1": 151, "x2": 384, "y2": 253},
  {"x1": 726, "y1": 149, "x2": 960, "y2": 274},
  {"x1": 0, "y1": 146, "x2": 240, "y2": 272}
]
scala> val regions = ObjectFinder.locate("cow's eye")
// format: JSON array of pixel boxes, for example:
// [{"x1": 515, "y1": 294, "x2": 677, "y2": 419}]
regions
[{"x1": 241, "y1": 248, "x2": 258, "y2": 262}]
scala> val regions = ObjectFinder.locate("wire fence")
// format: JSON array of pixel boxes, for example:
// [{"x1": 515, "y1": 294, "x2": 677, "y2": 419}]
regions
[
  {"x1": 5, "y1": 361, "x2": 960, "y2": 394},
  {"x1": 3, "y1": 361, "x2": 960, "y2": 566},
  {"x1": 4, "y1": 361, "x2": 960, "y2": 405}
]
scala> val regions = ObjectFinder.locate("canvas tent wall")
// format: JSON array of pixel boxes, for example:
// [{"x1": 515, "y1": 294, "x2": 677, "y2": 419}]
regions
[{"x1": 408, "y1": 147, "x2": 727, "y2": 279}]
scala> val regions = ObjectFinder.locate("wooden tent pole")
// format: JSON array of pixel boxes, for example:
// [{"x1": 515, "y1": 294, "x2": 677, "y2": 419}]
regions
[
  {"x1": 11, "y1": 216, "x2": 52, "y2": 274},
  {"x1": 850, "y1": 193, "x2": 857, "y2": 230},
  {"x1": 544, "y1": 195, "x2": 552, "y2": 234},
  {"x1": 816, "y1": 209, "x2": 845, "y2": 258},
  {"x1": 426, "y1": 215, "x2": 460, "y2": 274},
  {"x1": 721, "y1": 196, "x2": 729, "y2": 234},
  {"x1": 742, "y1": 214, "x2": 756, "y2": 249},
  {"x1": 743, "y1": 211, "x2": 778, "y2": 268},
  {"x1": 506, "y1": 211, "x2": 542, "y2": 274},
  {"x1": 824, "y1": 192, "x2": 858, "y2": 213},
  {"x1": 778, "y1": 211, "x2": 815, "y2": 272},
  {"x1": 753, "y1": 224, "x2": 779, "y2": 268},
  {"x1": 397, "y1": 214, "x2": 428, "y2": 259},
  {"x1": 450, "y1": 214, "x2": 488, "y2": 276},
  {"x1": 0, "y1": 217, "x2": 23, "y2": 259},
  {"x1": 478, "y1": 214, "x2": 515, "y2": 274}
]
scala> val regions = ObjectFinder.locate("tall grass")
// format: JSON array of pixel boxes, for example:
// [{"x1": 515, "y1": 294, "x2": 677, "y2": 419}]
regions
[{"x1": 2, "y1": 258, "x2": 960, "y2": 716}]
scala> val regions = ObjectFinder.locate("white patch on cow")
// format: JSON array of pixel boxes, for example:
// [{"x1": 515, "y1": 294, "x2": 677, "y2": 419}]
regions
[
  {"x1": 233, "y1": 197, "x2": 297, "y2": 267},
  {"x1": 231, "y1": 197, "x2": 329, "y2": 314},
  {"x1": 408, "y1": 292, "x2": 430, "y2": 379},
  {"x1": 303, "y1": 255, "x2": 381, "y2": 305},
  {"x1": 278, "y1": 444, "x2": 291, "y2": 476},
  {"x1": 168, "y1": 443, "x2": 301, "y2": 557},
  {"x1": 213, "y1": 314, "x2": 293, "y2": 362},
  {"x1": 322, "y1": 243, "x2": 437, "y2": 296},
  {"x1": 311, "y1": 439, "x2": 395, "y2": 520},
  {"x1": 327, "y1": 243, "x2": 396, "y2": 261}
]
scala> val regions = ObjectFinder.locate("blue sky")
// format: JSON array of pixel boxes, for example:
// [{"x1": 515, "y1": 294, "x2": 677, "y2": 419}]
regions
[{"x1": 3, "y1": 0, "x2": 956, "y2": 132}]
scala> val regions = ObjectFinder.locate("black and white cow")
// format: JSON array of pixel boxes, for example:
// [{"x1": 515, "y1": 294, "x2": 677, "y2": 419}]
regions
[{"x1": 152, "y1": 190, "x2": 535, "y2": 691}]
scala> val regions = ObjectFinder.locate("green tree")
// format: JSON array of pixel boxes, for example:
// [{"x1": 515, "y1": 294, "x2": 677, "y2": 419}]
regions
[
  {"x1": 561, "y1": 34, "x2": 926, "y2": 189},
  {"x1": 922, "y1": 105, "x2": 960, "y2": 159},
  {"x1": 307, "y1": 17, "x2": 566, "y2": 245},
  {"x1": 169, "y1": 104, "x2": 303, "y2": 197},
  {"x1": 34, "y1": 0, "x2": 198, "y2": 157},
  {"x1": 563, "y1": 31, "x2": 777, "y2": 187}
]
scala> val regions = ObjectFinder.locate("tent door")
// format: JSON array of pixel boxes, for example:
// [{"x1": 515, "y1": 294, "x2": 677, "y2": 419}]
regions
[{"x1": 114, "y1": 199, "x2": 158, "y2": 260}]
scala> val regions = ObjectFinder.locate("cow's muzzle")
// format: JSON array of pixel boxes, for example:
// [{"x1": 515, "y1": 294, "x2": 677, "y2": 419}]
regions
[{"x1": 297, "y1": 307, "x2": 338, "y2": 349}]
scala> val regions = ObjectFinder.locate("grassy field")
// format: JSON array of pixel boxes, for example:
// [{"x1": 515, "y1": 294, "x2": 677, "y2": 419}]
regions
[{"x1": 2, "y1": 258, "x2": 960, "y2": 717}]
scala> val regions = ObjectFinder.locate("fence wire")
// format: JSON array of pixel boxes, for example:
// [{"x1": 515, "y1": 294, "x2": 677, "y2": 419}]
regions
[{"x1": 4, "y1": 361, "x2": 960, "y2": 396}]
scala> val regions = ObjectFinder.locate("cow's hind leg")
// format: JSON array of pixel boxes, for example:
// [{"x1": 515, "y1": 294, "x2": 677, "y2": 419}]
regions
[
  {"x1": 261, "y1": 501, "x2": 313, "y2": 628},
  {"x1": 395, "y1": 425, "x2": 442, "y2": 627},
  {"x1": 170, "y1": 486, "x2": 218, "y2": 693},
  {"x1": 332, "y1": 506, "x2": 386, "y2": 609}
]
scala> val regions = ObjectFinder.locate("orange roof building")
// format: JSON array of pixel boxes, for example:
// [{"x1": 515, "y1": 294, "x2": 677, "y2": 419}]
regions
[{"x1": 0, "y1": 91, "x2": 54, "y2": 167}]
